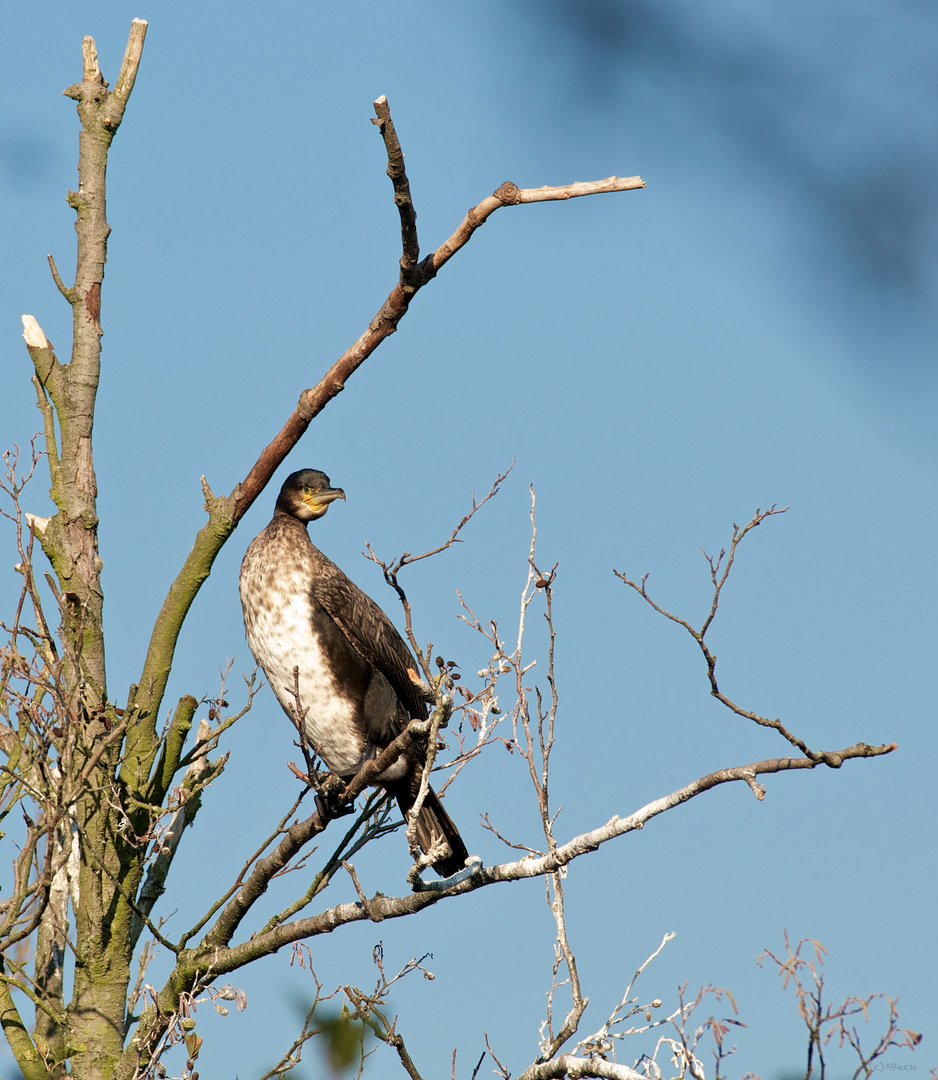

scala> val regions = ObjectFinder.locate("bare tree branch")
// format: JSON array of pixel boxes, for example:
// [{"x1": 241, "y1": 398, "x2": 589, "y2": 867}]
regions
[
  {"x1": 614, "y1": 507, "x2": 857, "y2": 762},
  {"x1": 127, "y1": 98, "x2": 644, "y2": 783},
  {"x1": 233, "y1": 106, "x2": 643, "y2": 522},
  {"x1": 148, "y1": 742, "x2": 893, "y2": 973},
  {"x1": 517, "y1": 1055, "x2": 648, "y2": 1080}
]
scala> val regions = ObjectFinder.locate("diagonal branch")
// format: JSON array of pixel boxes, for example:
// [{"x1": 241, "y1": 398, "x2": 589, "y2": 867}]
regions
[
  {"x1": 0, "y1": 960, "x2": 48, "y2": 1080},
  {"x1": 129, "y1": 720, "x2": 218, "y2": 952},
  {"x1": 232, "y1": 102, "x2": 644, "y2": 522},
  {"x1": 220, "y1": 739, "x2": 897, "y2": 962},
  {"x1": 118, "y1": 736, "x2": 894, "y2": 1080},
  {"x1": 127, "y1": 95, "x2": 644, "y2": 792},
  {"x1": 198, "y1": 716, "x2": 433, "y2": 951}
]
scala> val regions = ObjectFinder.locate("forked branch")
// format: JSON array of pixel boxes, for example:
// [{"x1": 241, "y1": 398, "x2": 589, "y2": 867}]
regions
[
  {"x1": 233, "y1": 103, "x2": 643, "y2": 521},
  {"x1": 130, "y1": 96, "x2": 644, "y2": 773},
  {"x1": 614, "y1": 507, "x2": 851, "y2": 761}
]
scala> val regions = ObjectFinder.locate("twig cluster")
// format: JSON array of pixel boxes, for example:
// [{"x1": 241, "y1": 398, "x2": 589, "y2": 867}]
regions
[
  {"x1": 456, "y1": 498, "x2": 905, "y2": 1080},
  {"x1": 753, "y1": 933, "x2": 922, "y2": 1080}
]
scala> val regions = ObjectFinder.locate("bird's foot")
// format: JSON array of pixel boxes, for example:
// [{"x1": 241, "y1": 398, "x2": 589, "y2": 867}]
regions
[{"x1": 314, "y1": 773, "x2": 356, "y2": 819}]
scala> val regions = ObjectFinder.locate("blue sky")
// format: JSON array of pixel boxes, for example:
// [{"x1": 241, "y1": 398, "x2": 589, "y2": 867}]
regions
[{"x1": 1, "y1": 2, "x2": 936, "y2": 1077}]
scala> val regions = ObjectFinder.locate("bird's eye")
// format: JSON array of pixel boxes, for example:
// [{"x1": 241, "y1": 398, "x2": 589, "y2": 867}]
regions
[{"x1": 303, "y1": 486, "x2": 311, "y2": 495}]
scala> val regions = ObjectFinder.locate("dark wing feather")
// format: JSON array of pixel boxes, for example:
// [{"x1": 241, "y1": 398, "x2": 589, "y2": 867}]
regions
[{"x1": 312, "y1": 557, "x2": 427, "y2": 719}]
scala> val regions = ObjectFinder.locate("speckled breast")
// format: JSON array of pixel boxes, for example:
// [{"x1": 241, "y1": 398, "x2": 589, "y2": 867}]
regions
[{"x1": 239, "y1": 526, "x2": 366, "y2": 776}]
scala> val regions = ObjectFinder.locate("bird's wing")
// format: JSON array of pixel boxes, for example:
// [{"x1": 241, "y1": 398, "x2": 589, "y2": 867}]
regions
[{"x1": 312, "y1": 563, "x2": 428, "y2": 719}]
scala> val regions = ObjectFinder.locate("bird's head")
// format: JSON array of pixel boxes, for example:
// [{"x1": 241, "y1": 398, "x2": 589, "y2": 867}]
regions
[{"x1": 275, "y1": 469, "x2": 346, "y2": 522}]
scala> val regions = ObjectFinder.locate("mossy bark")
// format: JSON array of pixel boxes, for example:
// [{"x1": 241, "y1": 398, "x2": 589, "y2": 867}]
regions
[{"x1": 12, "y1": 23, "x2": 149, "y2": 1080}]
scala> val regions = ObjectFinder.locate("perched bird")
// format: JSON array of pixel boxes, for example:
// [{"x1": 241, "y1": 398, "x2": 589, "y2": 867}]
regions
[{"x1": 239, "y1": 468, "x2": 468, "y2": 877}]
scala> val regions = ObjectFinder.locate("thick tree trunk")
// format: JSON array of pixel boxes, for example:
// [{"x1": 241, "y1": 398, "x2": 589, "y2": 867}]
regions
[{"x1": 18, "y1": 23, "x2": 148, "y2": 1080}]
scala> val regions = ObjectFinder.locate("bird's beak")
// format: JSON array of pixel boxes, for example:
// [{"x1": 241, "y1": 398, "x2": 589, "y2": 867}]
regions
[{"x1": 305, "y1": 486, "x2": 345, "y2": 513}]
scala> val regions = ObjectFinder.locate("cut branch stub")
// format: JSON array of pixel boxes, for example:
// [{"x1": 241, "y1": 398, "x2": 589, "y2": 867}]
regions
[
  {"x1": 9, "y1": 23, "x2": 152, "y2": 1080},
  {"x1": 24, "y1": 21, "x2": 149, "y2": 711}
]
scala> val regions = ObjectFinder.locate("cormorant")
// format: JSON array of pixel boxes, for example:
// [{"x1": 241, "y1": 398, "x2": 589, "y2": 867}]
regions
[{"x1": 239, "y1": 468, "x2": 468, "y2": 877}]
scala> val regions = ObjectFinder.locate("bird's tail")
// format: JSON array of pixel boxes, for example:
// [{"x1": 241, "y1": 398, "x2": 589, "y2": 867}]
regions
[{"x1": 389, "y1": 781, "x2": 469, "y2": 878}]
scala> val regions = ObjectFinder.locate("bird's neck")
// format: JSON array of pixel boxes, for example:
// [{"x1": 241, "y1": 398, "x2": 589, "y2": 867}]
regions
[{"x1": 272, "y1": 506, "x2": 311, "y2": 531}]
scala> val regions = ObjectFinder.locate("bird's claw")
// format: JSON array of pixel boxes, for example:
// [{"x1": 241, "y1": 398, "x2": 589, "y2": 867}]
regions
[{"x1": 314, "y1": 777, "x2": 356, "y2": 820}]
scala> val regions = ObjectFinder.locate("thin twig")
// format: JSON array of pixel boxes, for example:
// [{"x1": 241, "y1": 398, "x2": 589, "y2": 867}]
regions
[{"x1": 614, "y1": 507, "x2": 846, "y2": 761}]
